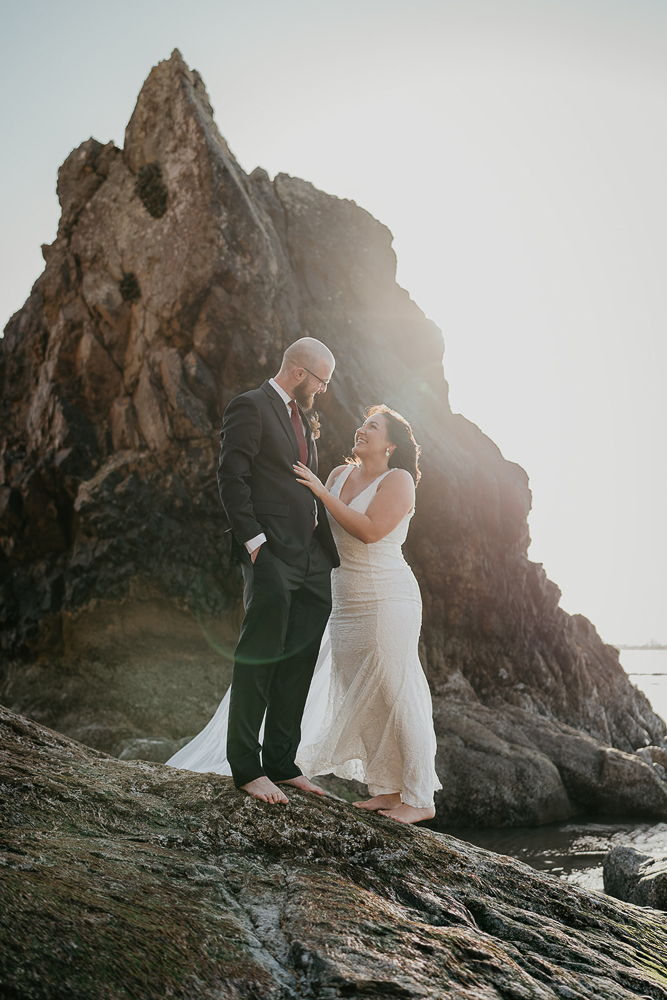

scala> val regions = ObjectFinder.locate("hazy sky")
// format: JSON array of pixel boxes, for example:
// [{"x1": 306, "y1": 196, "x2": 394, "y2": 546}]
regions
[{"x1": 1, "y1": 0, "x2": 665, "y2": 644}]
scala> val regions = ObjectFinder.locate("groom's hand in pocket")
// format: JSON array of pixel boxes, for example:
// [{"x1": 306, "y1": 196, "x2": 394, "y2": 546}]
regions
[{"x1": 250, "y1": 543, "x2": 263, "y2": 564}]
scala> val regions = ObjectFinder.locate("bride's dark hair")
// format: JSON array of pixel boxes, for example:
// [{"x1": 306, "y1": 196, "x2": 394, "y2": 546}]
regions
[{"x1": 363, "y1": 404, "x2": 421, "y2": 485}]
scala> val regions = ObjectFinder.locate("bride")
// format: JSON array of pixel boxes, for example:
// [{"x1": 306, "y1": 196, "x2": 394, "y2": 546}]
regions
[
  {"x1": 295, "y1": 404, "x2": 440, "y2": 823},
  {"x1": 167, "y1": 404, "x2": 441, "y2": 824}
]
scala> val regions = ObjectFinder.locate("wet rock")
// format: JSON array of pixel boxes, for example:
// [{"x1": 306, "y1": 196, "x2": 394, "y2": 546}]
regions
[
  {"x1": 604, "y1": 845, "x2": 667, "y2": 910},
  {"x1": 115, "y1": 734, "x2": 193, "y2": 762},
  {"x1": 1, "y1": 49, "x2": 665, "y2": 828},
  {"x1": 2, "y1": 704, "x2": 667, "y2": 999}
]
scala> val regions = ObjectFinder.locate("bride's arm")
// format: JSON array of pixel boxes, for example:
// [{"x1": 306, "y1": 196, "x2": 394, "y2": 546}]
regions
[{"x1": 295, "y1": 463, "x2": 415, "y2": 543}]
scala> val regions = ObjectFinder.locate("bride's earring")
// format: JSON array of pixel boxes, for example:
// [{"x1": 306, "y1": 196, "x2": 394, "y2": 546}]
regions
[{"x1": 386, "y1": 448, "x2": 391, "y2": 457}]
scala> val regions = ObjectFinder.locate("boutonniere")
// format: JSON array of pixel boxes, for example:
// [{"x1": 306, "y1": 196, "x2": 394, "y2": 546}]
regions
[{"x1": 309, "y1": 411, "x2": 321, "y2": 440}]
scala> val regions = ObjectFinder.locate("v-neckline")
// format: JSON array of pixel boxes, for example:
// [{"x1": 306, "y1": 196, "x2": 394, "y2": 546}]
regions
[{"x1": 337, "y1": 465, "x2": 390, "y2": 506}]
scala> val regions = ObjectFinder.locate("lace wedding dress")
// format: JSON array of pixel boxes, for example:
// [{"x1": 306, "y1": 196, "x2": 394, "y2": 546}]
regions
[{"x1": 167, "y1": 466, "x2": 441, "y2": 808}]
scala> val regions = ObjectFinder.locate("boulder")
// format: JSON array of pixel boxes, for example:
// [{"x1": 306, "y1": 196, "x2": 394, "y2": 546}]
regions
[
  {"x1": 434, "y1": 701, "x2": 667, "y2": 827},
  {"x1": 636, "y1": 745, "x2": 667, "y2": 781},
  {"x1": 604, "y1": 845, "x2": 667, "y2": 910},
  {"x1": 1, "y1": 49, "x2": 665, "y2": 827},
  {"x1": 2, "y1": 704, "x2": 667, "y2": 999}
]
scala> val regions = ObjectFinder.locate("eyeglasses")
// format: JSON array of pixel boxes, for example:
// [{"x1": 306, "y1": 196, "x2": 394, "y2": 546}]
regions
[{"x1": 301, "y1": 366, "x2": 331, "y2": 388}]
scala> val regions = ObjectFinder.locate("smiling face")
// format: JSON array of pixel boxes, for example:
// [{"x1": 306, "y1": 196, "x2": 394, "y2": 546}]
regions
[
  {"x1": 352, "y1": 414, "x2": 395, "y2": 462},
  {"x1": 292, "y1": 361, "x2": 335, "y2": 411}
]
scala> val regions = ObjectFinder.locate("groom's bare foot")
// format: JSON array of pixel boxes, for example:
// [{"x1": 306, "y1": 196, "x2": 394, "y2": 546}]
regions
[
  {"x1": 353, "y1": 793, "x2": 401, "y2": 811},
  {"x1": 277, "y1": 775, "x2": 327, "y2": 795},
  {"x1": 240, "y1": 776, "x2": 289, "y2": 804},
  {"x1": 378, "y1": 804, "x2": 436, "y2": 824}
]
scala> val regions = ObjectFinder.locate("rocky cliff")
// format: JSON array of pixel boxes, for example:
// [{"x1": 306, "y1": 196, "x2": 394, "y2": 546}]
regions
[
  {"x1": 3, "y1": 705, "x2": 667, "y2": 999},
  {"x1": 1, "y1": 49, "x2": 665, "y2": 827}
]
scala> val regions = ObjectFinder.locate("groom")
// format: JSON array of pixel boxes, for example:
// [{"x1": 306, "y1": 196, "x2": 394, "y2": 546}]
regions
[{"x1": 217, "y1": 338, "x2": 339, "y2": 804}]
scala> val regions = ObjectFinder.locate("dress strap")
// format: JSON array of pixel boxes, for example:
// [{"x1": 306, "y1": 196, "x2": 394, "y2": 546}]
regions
[
  {"x1": 362, "y1": 469, "x2": 396, "y2": 501},
  {"x1": 371, "y1": 469, "x2": 394, "y2": 491},
  {"x1": 330, "y1": 463, "x2": 355, "y2": 497}
]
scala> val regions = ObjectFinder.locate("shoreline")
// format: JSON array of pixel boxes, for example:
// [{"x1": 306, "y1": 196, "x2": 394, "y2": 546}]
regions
[{"x1": 456, "y1": 647, "x2": 667, "y2": 889}]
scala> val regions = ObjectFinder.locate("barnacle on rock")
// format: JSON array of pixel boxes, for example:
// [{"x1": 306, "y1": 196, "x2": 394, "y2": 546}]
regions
[
  {"x1": 119, "y1": 271, "x2": 141, "y2": 302},
  {"x1": 135, "y1": 161, "x2": 168, "y2": 218}
]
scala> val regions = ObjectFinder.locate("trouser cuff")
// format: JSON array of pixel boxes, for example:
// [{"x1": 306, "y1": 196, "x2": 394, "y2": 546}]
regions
[
  {"x1": 230, "y1": 762, "x2": 266, "y2": 789},
  {"x1": 265, "y1": 764, "x2": 302, "y2": 782}
]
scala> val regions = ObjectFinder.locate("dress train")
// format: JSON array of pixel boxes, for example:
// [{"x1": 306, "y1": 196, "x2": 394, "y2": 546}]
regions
[{"x1": 165, "y1": 631, "x2": 333, "y2": 776}]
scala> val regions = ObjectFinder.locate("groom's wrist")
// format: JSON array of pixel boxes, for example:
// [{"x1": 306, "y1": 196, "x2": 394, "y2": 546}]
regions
[{"x1": 245, "y1": 532, "x2": 266, "y2": 553}]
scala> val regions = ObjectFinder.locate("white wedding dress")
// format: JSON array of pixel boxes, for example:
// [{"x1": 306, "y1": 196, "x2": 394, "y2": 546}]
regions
[{"x1": 167, "y1": 465, "x2": 441, "y2": 808}]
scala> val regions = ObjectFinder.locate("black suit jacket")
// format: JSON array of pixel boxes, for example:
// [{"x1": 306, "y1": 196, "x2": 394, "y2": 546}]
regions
[{"x1": 217, "y1": 381, "x2": 339, "y2": 567}]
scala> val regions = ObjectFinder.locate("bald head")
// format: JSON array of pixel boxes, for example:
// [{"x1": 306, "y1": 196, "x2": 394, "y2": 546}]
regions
[
  {"x1": 275, "y1": 337, "x2": 335, "y2": 411},
  {"x1": 281, "y1": 338, "x2": 335, "y2": 374}
]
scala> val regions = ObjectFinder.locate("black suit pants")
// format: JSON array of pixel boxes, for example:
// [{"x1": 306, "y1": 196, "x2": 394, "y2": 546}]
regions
[{"x1": 226, "y1": 536, "x2": 332, "y2": 787}]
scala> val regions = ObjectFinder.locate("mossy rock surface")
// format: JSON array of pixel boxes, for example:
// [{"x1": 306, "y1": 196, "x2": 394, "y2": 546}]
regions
[{"x1": 2, "y1": 704, "x2": 667, "y2": 999}]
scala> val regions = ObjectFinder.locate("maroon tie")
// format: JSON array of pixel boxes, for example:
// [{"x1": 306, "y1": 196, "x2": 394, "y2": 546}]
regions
[{"x1": 289, "y1": 400, "x2": 309, "y2": 465}]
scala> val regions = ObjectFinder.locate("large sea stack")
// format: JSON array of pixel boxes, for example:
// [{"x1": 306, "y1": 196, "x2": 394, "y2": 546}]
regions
[{"x1": 1, "y1": 50, "x2": 665, "y2": 827}]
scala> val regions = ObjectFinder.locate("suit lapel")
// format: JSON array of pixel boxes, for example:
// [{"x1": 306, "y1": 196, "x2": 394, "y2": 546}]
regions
[{"x1": 261, "y1": 381, "x2": 300, "y2": 461}]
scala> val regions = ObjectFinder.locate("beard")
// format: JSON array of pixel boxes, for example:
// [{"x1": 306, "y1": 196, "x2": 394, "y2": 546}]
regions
[{"x1": 293, "y1": 386, "x2": 315, "y2": 411}]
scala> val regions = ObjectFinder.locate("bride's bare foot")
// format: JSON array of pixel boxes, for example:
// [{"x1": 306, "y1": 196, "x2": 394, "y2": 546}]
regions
[
  {"x1": 378, "y1": 804, "x2": 436, "y2": 824},
  {"x1": 277, "y1": 775, "x2": 327, "y2": 795},
  {"x1": 240, "y1": 776, "x2": 289, "y2": 804},
  {"x1": 353, "y1": 793, "x2": 401, "y2": 811}
]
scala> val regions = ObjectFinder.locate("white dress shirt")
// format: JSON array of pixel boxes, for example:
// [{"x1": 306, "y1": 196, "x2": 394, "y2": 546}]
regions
[{"x1": 268, "y1": 376, "x2": 293, "y2": 411}]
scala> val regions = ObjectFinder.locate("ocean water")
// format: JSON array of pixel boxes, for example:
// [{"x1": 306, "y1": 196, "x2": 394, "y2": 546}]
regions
[
  {"x1": 448, "y1": 649, "x2": 667, "y2": 892},
  {"x1": 621, "y1": 648, "x2": 667, "y2": 724},
  {"x1": 446, "y1": 819, "x2": 667, "y2": 893}
]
